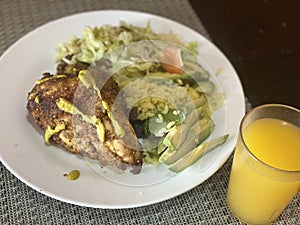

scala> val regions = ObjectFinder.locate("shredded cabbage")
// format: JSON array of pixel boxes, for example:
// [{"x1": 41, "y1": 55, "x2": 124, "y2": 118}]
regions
[{"x1": 56, "y1": 21, "x2": 197, "y2": 65}]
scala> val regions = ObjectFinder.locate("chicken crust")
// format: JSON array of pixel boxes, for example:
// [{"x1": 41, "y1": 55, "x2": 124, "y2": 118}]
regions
[{"x1": 27, "y1": 64, "x2": 143, "y2": 174}]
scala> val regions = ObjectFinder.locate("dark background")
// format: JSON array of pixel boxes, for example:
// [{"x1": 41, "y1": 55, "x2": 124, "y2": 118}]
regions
[{"x1": 190, "y1": 0, "x2": 300, "y2": 109}]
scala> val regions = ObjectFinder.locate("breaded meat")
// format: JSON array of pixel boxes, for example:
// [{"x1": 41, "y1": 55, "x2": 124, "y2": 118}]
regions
[{"x1": 27, "y1": 63, "x2": 142, "y2": 174}]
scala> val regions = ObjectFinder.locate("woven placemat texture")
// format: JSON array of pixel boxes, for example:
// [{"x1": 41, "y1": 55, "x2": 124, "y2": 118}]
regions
[{"x1": 0, "y1": 0, "x2": 299, "y2": 224}]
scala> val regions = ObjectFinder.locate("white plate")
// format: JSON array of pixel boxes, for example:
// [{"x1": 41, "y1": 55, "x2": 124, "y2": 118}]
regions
[{"x1": 0, "y1": 10, "x2": 245, "y2": 208}]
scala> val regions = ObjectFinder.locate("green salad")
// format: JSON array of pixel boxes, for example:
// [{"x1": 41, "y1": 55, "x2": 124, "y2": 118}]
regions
[{"x1": 56, "y1": 21, "x2": 228, "y2": 172}]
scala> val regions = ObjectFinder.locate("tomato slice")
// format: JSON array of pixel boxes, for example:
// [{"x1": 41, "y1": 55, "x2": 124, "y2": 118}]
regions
[
  {"x1": 161, "y1": 63, "x2": 182, "y2": 74},
  {"x1": 158, "y1": 47, "x2": 183, "y2": 74}
]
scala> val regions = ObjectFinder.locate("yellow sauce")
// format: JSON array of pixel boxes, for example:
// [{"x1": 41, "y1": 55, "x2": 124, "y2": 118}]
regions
[
  {"x1": 45, "y1": 123, "x2": 66, "y2": 143},
  {"x1": 78, "y1": 70, "x2": 124, "y2": 137},
  {"x1": 35, "y1": 74, "x2": 67, "y2": 84},
  {"x1": 34, "y1": 96, "x2": 40, "y2": 104},
  {"x1": 56, "y1": 98, "x2": 105, "y2": 142},
  {"x1": 65, "y1": 170, "x2": 80, "y2": 180}
]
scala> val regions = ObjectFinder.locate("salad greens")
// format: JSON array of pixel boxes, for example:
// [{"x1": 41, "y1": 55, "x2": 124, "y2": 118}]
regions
[{"x1": 57, "y1": 21, "x2": 196, "y2": 65}]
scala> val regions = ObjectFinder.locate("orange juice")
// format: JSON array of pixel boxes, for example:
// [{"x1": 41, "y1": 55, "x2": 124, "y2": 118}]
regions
[{"x1": 227, "y1": 118, "x2": 300, "y2": 225}]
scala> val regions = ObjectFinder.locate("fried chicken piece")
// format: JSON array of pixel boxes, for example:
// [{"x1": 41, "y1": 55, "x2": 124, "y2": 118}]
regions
[{"x1": 27, "y1": 64, "x2": 143, "y2": 174}]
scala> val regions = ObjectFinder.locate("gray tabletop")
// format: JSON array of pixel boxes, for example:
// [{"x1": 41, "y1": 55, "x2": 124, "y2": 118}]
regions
[{"x1": 0, "y1": 0, "x2": 299, "y2": 224}]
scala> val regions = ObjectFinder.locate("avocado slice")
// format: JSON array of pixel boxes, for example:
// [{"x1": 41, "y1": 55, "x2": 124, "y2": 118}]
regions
[
  {"x1": 157, "y1": 125, "x2": 179, "y2": 154},
  {"x1": 168, "y1": 134, "x2": 229, "y2": 173},
  {"x1": 161, "y1": 117, "x2": 214, "y2": 165},
  {"x1": 158, "y1": 108, "x2": 203, "y2": 162}
]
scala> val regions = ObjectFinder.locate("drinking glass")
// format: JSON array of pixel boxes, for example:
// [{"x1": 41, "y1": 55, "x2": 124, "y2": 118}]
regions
[{"x1": 227, "y1": 104, "x2": 300, "y2": 225}]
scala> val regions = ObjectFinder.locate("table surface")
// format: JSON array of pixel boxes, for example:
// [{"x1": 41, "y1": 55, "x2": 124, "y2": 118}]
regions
[
  {"x1": 190, "y1": 0, "x2": 300, "y2": 109},
  {"x1": 0, "y1": 0, "x2": 299, "y2": 224}
]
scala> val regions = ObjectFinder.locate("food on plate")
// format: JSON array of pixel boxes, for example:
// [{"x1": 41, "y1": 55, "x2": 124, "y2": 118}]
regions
[
  {"x1": 27, "y1": 61, "x2": 143, "y2": 174},
  {"x1": 168, "y1": 134, "x2": 229, "y2": 172},
  {"x1": 27, "y1": 21, "x2": 227, "y2": 174}
]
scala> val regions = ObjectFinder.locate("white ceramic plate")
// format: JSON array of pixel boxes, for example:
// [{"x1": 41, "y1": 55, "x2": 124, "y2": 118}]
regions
[{"x1": 0, "y1": 10, "x2": 245, "y2": 208}]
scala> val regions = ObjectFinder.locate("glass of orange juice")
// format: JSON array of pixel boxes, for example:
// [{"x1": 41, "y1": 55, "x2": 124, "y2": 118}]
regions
[{"x1": 227, "y1": 104, "x2": 300, "y2": 225}]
